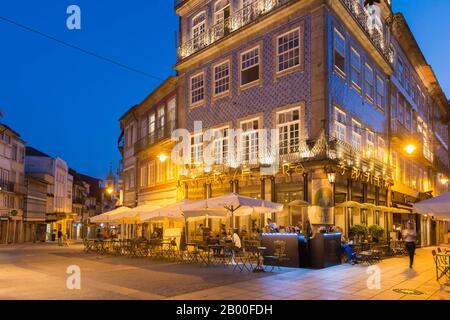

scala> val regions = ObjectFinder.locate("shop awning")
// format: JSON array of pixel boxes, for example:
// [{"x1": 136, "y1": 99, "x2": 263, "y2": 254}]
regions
[{"x1": 413, "y1": 192, "x2": 450, "y2": 220}]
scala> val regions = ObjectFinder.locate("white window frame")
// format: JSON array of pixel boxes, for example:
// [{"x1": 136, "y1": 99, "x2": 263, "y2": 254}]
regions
[
  {"x1": 276, "y1": 27, "x2": 301, "y2": 74},
  {"x1": 365, "y1": 129, "x2": 375, "y2": 158},
  {"x1": 365, "y1": 64, "x2": 374, "y2": 102},
  {"x1": 376, "y1": 75, "x2": 385, "y2": 111},
  {"x1": 277, "y1": 107, "x2": 303, "y2": 156},
  {"x1": 190, "y1": 72, "x2": 205, "y2": 107},
  {"x1": 350, "y1": 48, "x2": 361, "y2": 90},
  {"x1": 213, "y1": 60, "x2": 230, "y2": 97},
  {"x1": 240, "y1": 118, "x2": 260, "y2": 163},
  {"x1": 191, "y1": 133, "x2": 203, "y2": 165},
  {"x1": 192, "y1": 11, "x2": 206, "y2": 50},
  {"x1": 333, "y1": 29, "x2": 346, "y2": 76},
  {"x1": 212, "y1": 126, "x2": 230, "y2": 165},
  {"x1": 351, "y1": 119, "x2": 362, "y2": 151},
  {"x1": 334, "y1": 107, "x2": 347, "y2": 142},
  {"x1": 240, "y1": 46, "x2": 260, "y2": 88}
]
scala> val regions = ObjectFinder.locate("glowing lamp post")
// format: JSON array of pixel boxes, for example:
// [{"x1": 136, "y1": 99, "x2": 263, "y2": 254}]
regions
[{"x1": 404, "y1": 144, "x2": 417, "y2": 155}]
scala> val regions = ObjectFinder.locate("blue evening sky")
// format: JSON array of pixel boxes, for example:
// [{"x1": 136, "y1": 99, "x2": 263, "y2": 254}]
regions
[{"x1": 0, "y1": 0, "x2": 448, "y2": 179}]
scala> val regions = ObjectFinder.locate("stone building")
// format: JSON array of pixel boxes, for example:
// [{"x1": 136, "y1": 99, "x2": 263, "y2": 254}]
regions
[
  {"x1": 25, "y1": 147, "x2": 74, "y2": 241},
  {"x1": 119, "y1": 0, "x2": 450, "y2": 244},
  {"x1": 0, "y1": 124, "x2": 26, "y2": 244}
]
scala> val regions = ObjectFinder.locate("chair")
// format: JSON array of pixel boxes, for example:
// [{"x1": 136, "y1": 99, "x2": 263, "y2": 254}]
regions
[
  {"x1": 432, "y1": 250, "x2": 450, "y2": 282},
  {"x1": 437, "y1": 247, "x2": 442, "y2": 253},
  {"x1": 263, "y1": 240, "x2": 289, "y2": 272}
]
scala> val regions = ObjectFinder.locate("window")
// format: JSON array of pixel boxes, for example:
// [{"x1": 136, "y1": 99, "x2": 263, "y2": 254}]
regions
[
  {"x1": 140, "y1": 165, "x2": 148, "y2": 188},
  {"x1": 190, "y1": 73, "x2": 205, "y2": 106},
  {"x1": 277, "y1": 107, "x2": 302, "y2": 155},
  {"x1": 157, "y1": 160, "x2": 165, "y2": 183},
  {"x1": 397, "y1": 58, "x2": 404, "y2": 85},
  {"x1": 167, "y1": 98, "x2": 176, "y2": 131},
  {"x1": 350, "y1": 48, "x2": 361, "y2": 89},
  {"x1": 240, "y1": 47, "x2": 260, "y2": 86},
  {"x1": 192, "y1": 12, "x2": 206, "y2": 51},
  {"x1": 214, "y1": 0, "x2": 230, "y2": 38},
  {"x1": 148, "y1": 161, "x2": 156, "y2": 187},
  {"x1": 351, "y1": 120, "x2": 362, "y2": 150},
  {"x1": 376, "y1": 76, "x2": 385, "y2": 111},
  {"x1": 140, "y1": 117, "x2": 148, "y2": 138},
  {"x1": 364, "y1": 64, "x2": 374, "y2": 101},
  {"x1": 378, "y1": 137, "x2": 385, "y2": 163},
  {"x1": 405, "y1": 106, "x2": 411, "y2": 131},
  {"x1": 149, "y1": 113, "x2": 156, "y2": 136},
  {"x1": 398, "y1": 96, "x2": 405, "y2": 125},
  {"x1": 213, "y1": 127, "x2": 229, "y2": 164},
  {"x1": 241, "y1": 119, "x2": 259, "y2": 163},
  {"x1": 277, "y1": 28, "x2": 301, "y2": 73},
  {"x1": 333, "y1": 29, "x2": 346, "y2": 75},
  {"x1": 334, "y1": 108, "x2": 347, "y2": 142},
  {"x1": 366, "y1": 130, "x2": 375, "y2": 158},
  {"x1": 11, "y1": 145, "x2": 18, "y2": 161},
  {"x1": 157, "y1": 105, "x2": 165, "y2": 138},
  {"x1": 242, "y1": 0, "x2": 256, "y2": 25},
  {"x1": 191, "y1": 134, "x2": 203, "y2": 164},
  {"x1": 213, "y1": 61, "x2": 230, "y2": 96}
]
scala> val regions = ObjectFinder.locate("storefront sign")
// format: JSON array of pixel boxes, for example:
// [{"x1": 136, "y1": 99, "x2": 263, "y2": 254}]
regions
[{"x1": 337, "y1": 161, "x2": 391, "y2": 189}]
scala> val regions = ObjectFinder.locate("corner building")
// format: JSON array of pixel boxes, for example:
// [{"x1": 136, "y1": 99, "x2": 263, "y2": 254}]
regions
[{"x1": 170, "y1": 0, "x2": 450, "y2": 244}]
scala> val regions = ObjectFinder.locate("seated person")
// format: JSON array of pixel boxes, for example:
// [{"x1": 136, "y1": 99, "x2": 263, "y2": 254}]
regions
[
  {"x1": 232, "y1": 230, "x2": 242, "y2": 251},
  {"x1": 266, "y1": 218, "x2": 279, "y2": 233},
  {"x1": 339, "y1": 229, "x2": 356, "y2": 265}
]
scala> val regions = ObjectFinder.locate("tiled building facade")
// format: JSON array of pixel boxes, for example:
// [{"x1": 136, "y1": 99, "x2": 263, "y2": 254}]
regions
[{"x1": 120, "y1": 0, "x2": 449, "y2": 244}]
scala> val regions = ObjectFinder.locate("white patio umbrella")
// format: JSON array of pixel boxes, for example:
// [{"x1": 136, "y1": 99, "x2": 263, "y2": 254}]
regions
[
  {"x1": 183, "y1": 193, "x2": 284, "y2": 231},
  {"x1": 90, "y1": 206, "x2": 131, "y2": 223},
  {"x1": 413, "y1": 192, "x2": 450, "y2": 220}
]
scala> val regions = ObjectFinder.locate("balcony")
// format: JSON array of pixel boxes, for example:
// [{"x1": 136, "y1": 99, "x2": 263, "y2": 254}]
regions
[
  {"x1": 177, "y1": 0, "x2": 293, "y2": 61},
  {"x1": 340, "y1": 0, "x2": 393, "y2": 65},
  {"x1": 0, "y1": 182, "x2": 14, "y2": 193},
  {"x1": 134, "y1": 121, "x2": 177, "y2": 155}
]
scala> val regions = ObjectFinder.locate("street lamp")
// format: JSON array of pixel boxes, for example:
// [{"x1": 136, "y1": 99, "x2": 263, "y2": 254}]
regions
[
  {"x1": 106, "y1": 187, "x2": 114, "y2": 195},
  {"x1": 440, "y1": 176, "x2": 449, "y2": 186},
  {"x1": 157, "y1": 154, "x2": 168, "y2": 163},
  {"x1": 404, "y1": 144, "x2": 417, "y2": 155},
  {"x1": 325, "y1": 166, "x2": 336, "y2": 225}
]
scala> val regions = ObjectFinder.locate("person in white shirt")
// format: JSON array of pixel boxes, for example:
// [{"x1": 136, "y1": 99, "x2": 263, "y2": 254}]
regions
[
  {"x1": 232, "y1": 231, "x2": 242, "y2": 249},
  {"x1": 403, "y1": 221, "x2": 418, "y2": 269}
]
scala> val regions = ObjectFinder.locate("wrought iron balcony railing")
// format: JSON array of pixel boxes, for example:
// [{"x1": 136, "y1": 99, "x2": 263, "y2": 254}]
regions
[
  {"x1": 0, "y1": 182, "x2": 14, "y2": 193},
  {"x1": 177, "y1": 0, "x2": 293, "y2": 61},
  {"x1": 134, "y1": 121, "x2": 177, "y2": 154},
  {"x1": 340, "y1": 0, "x2": 393, "y2": 65}
]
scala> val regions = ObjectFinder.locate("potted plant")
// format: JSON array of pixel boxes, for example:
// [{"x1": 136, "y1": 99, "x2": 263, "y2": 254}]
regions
[
  {"x1": 349, "y1": 224, "x2": 368, "y2": 244},
  {"x1": 368, "y1": 225, "x2": 385, "y2": 243}
]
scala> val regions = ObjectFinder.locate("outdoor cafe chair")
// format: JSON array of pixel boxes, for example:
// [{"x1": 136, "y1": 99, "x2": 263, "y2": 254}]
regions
[
  {"x1": 232, "y1": 247, "x2": 253, "y2": 272},
  {"x1": 263, "y1": 240, "x2": 290, "y2": 272},
  {"x1": 432, "y1": 250, "x2": 450, "y2": 282}
]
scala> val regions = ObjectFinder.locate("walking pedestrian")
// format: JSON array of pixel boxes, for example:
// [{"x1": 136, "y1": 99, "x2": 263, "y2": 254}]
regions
[
  {"x1": 403, "y1": 221, "x2": 417, "y2": 269},
  {"x1": 57, "y1": 230, "x2": 63, "y2": 246}
]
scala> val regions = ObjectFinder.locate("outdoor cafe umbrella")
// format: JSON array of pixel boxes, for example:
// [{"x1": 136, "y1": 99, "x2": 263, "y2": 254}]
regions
[
  {"x1": 90, "y1": 206, "x2": 131, "y2": 223},
  {"x1": 138, "y1": 200, "x2": 228, "y2": 243},
  {"x1": 413, "y1": 192, "x2": 450, "y2": 220},
  {"x1": 183, "y1": 193, "x2": 284, "y2": 231}
]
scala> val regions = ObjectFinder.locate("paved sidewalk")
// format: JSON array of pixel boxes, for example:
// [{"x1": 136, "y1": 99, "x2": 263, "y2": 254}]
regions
[
  {"x1": 168, "y1": 246, "x2": 450, "y2": 300},
  {"x1": 0, "y1": 243, "x2": 448, "y2": 300}
]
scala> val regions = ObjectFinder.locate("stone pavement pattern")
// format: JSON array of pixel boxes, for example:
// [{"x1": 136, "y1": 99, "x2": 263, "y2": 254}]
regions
[{"x1": 0, "y1": 243, "x2": 448, "y2": 300}]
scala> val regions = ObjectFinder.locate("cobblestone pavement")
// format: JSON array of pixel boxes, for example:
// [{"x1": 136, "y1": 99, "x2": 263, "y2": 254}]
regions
[{"x1": 0, "y1": 243, "x2": 448, "y2": 300}]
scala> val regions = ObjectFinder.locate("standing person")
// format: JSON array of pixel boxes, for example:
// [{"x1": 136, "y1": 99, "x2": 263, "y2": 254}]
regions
[
  {"x1": 403, "y1": 221, "x2": 417, "y2": 269},
  {"x1": 304, "y1": 219, "x2": 313, "y2": 238},
  {"x1": 57, "y1": 230, "x2": 63, "y2": 246}
]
